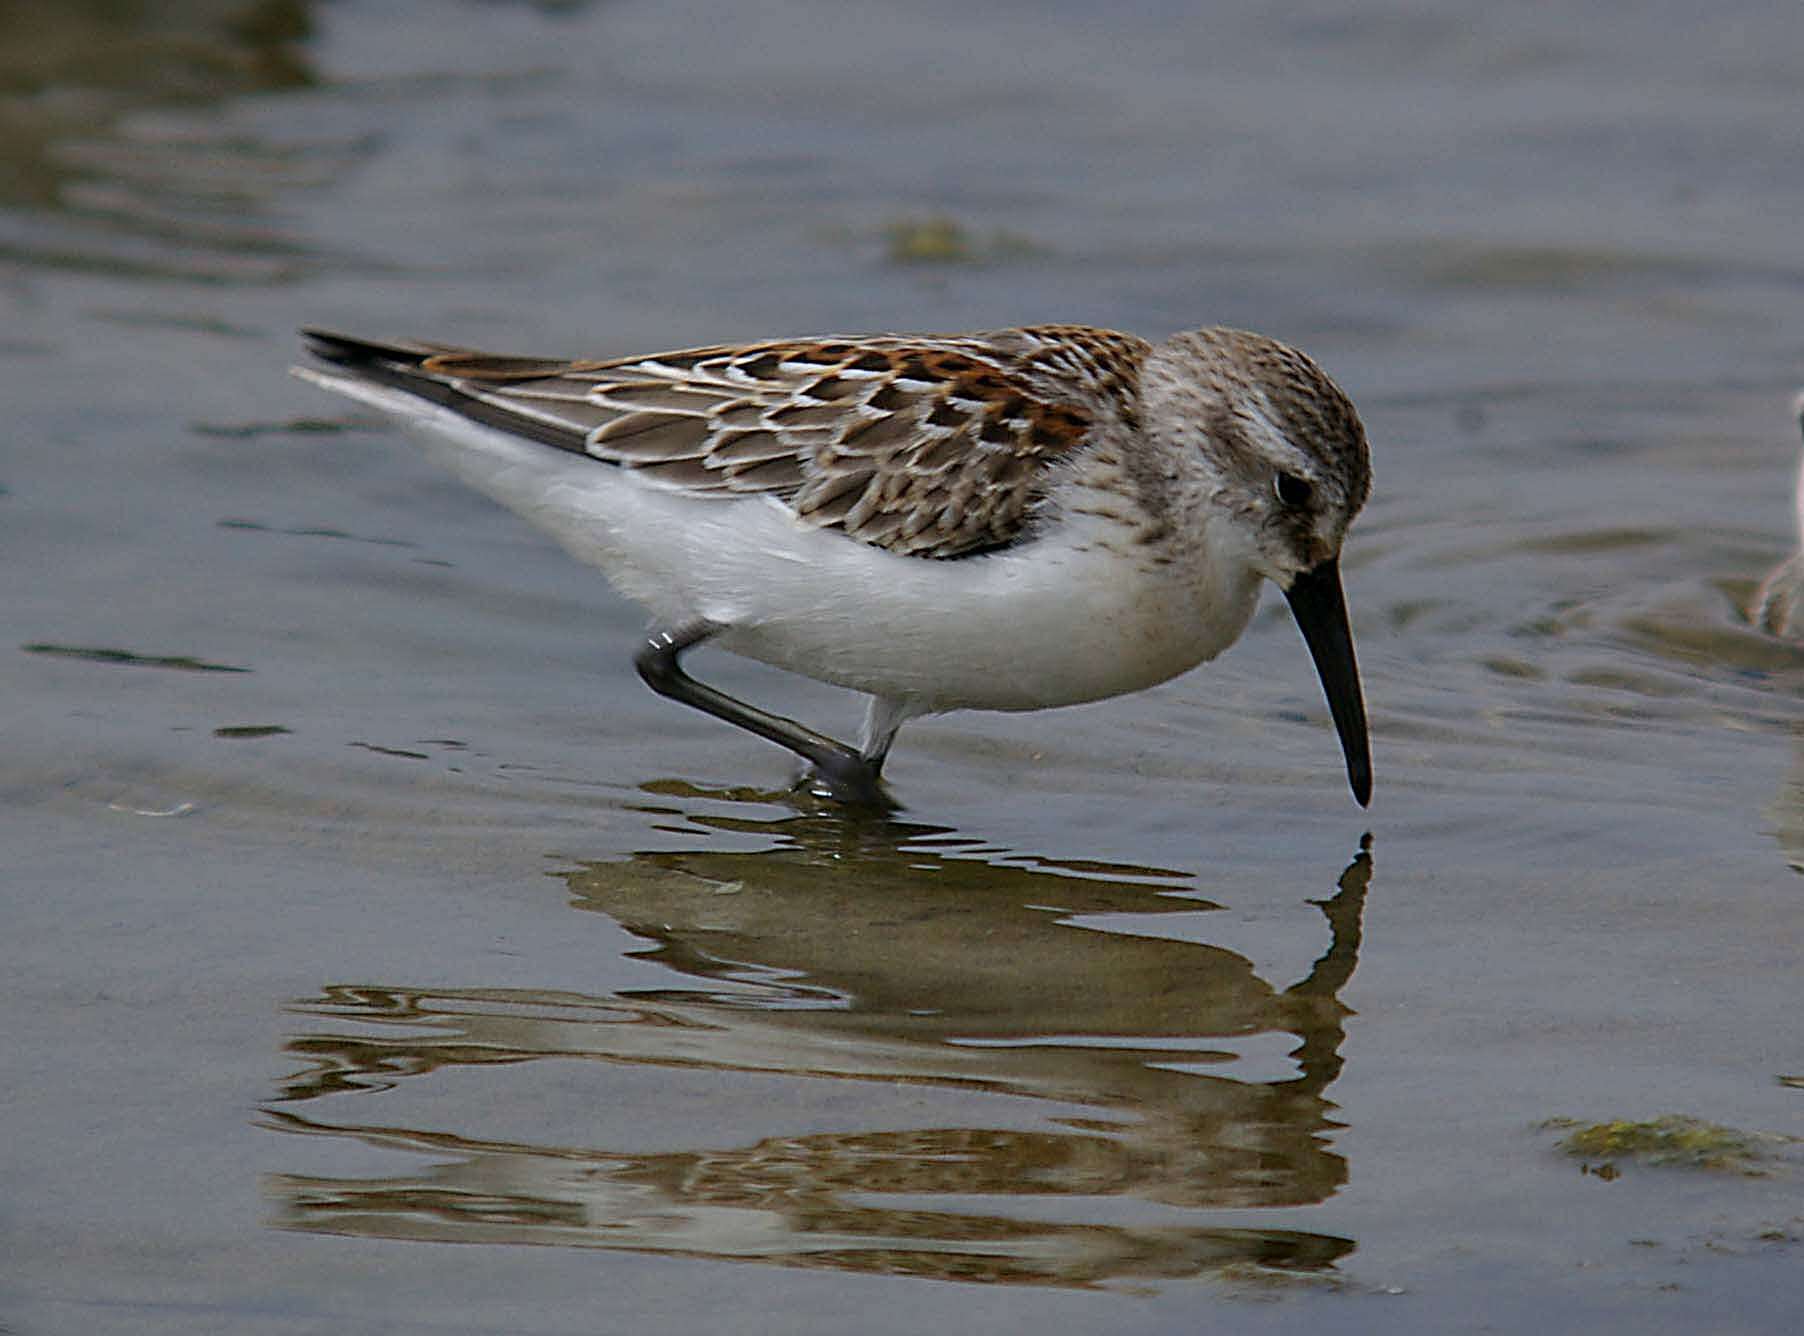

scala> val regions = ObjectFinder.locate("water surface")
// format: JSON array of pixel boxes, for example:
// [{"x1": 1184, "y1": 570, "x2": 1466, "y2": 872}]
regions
[{"x1": 4, "y1": 2, "x2": 1803, "y2": 1332}]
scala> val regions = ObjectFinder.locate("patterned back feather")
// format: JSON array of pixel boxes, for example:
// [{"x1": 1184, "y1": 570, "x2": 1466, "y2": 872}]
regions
[{"x1": 305, "y1": 326, "x2": 1150, "y2": 559}]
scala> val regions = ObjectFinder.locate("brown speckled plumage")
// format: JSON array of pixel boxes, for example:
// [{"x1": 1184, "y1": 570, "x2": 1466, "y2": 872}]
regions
[{"x1": 306, "y1": 326, "x2": 1166, "y2": 559}]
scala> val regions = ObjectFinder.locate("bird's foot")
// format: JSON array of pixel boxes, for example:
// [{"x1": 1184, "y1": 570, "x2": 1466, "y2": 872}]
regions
[{"x1": 792, "y1": 754, "x2": 899, "y2": 811}]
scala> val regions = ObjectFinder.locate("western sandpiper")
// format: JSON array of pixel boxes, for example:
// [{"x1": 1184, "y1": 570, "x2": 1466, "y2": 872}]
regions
[
  {"x1": 295, "y1": 324, "x2": 1373, "y2": 808},
  {"x1": 1754, "y1": 394, "x2": 1804, "y2": 637}
]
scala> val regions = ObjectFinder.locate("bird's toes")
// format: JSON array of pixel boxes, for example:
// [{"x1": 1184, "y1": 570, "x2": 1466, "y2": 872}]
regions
[{"x1": 793, "y1": 756, "x2": 900, "y2": 812}]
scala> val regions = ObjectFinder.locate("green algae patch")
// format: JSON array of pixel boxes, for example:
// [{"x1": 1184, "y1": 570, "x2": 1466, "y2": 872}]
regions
[
  {"x1": 887, "y1": 216, "x2": 972, "y2": 263},
  {"x1": 1544, "y1": 1116, "x2": 1790, "y2": 1175},
  {"x1": 884, "y1": 216, "x2": 1045, "y2": 265}
]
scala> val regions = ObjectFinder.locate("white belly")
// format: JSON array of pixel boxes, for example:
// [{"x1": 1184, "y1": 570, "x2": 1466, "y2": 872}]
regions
[
  {"x1": 305, "y1": 370, "x2": 1264, "y2": 713},
  {"x1": 711, "y1": 521, "x2": 1263, "y2": 713}
]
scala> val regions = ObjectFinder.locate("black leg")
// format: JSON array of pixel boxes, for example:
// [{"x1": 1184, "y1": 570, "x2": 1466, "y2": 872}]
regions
[{"x1": 634, "y1": 622, "x2": 896, "y2": 808}]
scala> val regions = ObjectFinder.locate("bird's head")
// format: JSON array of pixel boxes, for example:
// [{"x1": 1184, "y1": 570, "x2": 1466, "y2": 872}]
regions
[{"x1": 1145, "y1": 328, "x2": 1374, "y2": 806}]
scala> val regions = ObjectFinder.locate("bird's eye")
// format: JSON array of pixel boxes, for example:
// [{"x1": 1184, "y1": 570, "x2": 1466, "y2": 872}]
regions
[{"x1": 1274, "y1": 471, "x2": 1313, "y2": 508}]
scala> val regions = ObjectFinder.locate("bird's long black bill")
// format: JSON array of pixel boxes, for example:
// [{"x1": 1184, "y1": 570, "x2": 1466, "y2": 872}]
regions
[{"x1": 1283, "y1": 558, "x2": 1372, "y2": 807}]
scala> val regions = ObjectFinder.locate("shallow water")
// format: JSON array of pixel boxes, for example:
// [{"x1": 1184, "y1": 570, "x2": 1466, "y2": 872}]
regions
[{"x1": 5, "y1": 1, "x2": 1804, "y2": 1331}]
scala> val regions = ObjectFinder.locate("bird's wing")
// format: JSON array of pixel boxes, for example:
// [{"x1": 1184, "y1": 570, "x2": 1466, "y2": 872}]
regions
[{"x1": 301, "y1": 325, "x2": 1148, "y2": 559}]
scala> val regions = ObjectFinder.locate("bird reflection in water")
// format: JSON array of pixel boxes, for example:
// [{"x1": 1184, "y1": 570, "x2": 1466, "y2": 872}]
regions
[{"x1": 263, "y1": 797, "x2": 1372, "y2": 1290}]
